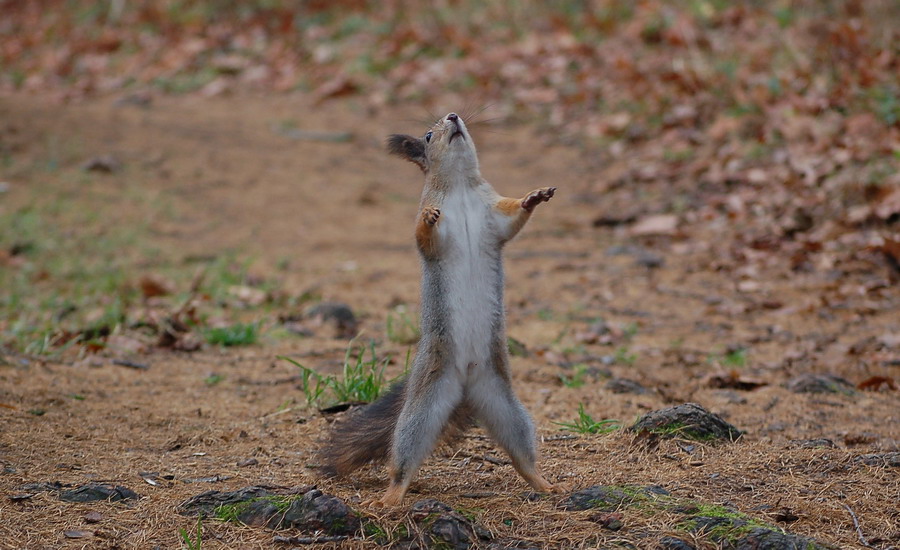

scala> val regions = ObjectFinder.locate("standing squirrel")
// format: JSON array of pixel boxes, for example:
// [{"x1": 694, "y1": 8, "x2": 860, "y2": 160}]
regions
[{"x1": 322, "y1": 112, "x2": 557, "y2": 506}]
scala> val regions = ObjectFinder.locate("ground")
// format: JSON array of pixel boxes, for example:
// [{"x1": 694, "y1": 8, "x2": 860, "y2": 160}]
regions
[{"x1": 0, "y1": 92, "x2": 898, "y2": 549}]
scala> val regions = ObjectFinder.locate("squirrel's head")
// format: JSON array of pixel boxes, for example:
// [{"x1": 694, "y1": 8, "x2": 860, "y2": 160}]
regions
[{"x1": 387, "y1": 112, "x2": 479, "y2": 177}]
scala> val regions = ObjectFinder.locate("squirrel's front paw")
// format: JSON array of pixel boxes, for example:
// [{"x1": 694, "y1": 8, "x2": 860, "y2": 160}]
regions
[
  {"x1": 522, "y1": 187, "x2": 556, "y2": 212},
  {"x1": 422, "y1": 207, "x2": 441, "y2": 226}
]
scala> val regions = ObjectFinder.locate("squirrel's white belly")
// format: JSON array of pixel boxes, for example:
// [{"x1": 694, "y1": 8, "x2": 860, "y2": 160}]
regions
[{"x1": 437, "y1": 189, "x2": 499, "y2": 374}]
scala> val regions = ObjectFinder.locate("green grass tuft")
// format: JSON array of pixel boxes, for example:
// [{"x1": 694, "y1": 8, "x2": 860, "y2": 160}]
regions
[
  {"x1": 203, "y1": 322, "x2": 259, "y2": 347},
  {"x1": 554, "y1": 403, "x2": 620, "y2": 434},
  {"x1": 559, "y1": 363, "x2": 589, "y2": 388},
  {"x1": 279, "y1": 340, "x2": 393, "y2": 407},
  {"x1": 178, "y1": 517, "x2": 203, "y2": 550}
]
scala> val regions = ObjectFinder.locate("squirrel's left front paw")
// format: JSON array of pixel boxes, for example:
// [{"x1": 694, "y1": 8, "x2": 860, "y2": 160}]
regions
[
  {"x1": 422, "y1": 207, "x2": 441, "y2": 226},
  {"x1": 522, "y1": 187, "x2": 556, "y2": 212}
]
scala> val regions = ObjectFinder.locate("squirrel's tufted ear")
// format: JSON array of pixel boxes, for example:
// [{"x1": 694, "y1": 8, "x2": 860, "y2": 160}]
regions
[{"x1": 386, "y1": 134, "x2": 426, "y2": 171}]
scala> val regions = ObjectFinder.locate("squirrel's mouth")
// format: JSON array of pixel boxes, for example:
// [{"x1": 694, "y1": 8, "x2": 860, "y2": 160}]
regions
[{"x1": 447, "y1": 115, "x2": 466, "y2": 143}]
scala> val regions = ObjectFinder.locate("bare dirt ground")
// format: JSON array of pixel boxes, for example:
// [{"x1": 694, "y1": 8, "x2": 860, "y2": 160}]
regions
[{"x1": 1, "y1": 92, "x2": 898, "y2": 549}]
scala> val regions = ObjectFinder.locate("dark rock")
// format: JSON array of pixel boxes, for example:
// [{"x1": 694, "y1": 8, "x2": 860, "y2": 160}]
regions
[
  {"x1": 785, "y1": 374, "x2": 855, "y2": 395},
  {"x1": 279, "y1": 489, "x2": 360, "y2": 535},
  {"x1": 304, "y1": 302, "x2": 359, "y2": 338},
  {"x1": 237, "y1": 499, "x2": 279, "y2": 528},
  {"x1": 179, "y1": 486, "x2": 274, "y2": 517},
  {"x1": 605, "y1": 378, "x2": 649, "y2": 395},
  {"x1": 788, "y1": 438, "x2": 837, "y2": 449},
  {"x1": 81, "y1": 154, "x2": 122, "y2": 173},
  {"x1": 10, "y1": 481, "x2": 68, "y2": 500},
  {"x1": 635, "y1": 250, "x2": 665, "y2": 269},
  {"x1": 410, "y1": 498, "x2": 491, "y2": 549},
  {"x1": 561, "y1": 485, "x2": 670, "y2": 512},
  {"x1": 684, "y1": 515, "x2": 835, "y2": 549},
  {"x1": 410, "y1": 498, "x2": 453, "y2": 515},
  {"x1": 659, "y1": 536, "x2": 695, "y2": 550},
  {"x1": 59, "y1": 484, "x2": 140, "y2": 503},
  {"x1": 629, "y1": 403, "x2": 743, "y2": 442},
  {"x1": 586, "y1": 511, "x2": 624, "y2": 530},
  {"x1": 736, "y1": 527, "x2": 834, "y2": 550},
  {"x1": 855, "y1": 452, "x2": 900, "y2": 467},
  {"x1": 179, "y1": 486, "x2": 359, "y2": 536}
]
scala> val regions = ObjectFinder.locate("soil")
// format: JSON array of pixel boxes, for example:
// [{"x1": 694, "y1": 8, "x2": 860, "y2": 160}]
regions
[{"x1": 0, "y1": 92, "x2": 898, "y2": 549}]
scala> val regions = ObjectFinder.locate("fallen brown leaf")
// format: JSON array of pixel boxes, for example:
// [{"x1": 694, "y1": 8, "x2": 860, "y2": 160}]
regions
[
  {"x1": 139, "y1": 275, "x2": 174, "y2": 299},
  {"x1": 857, "y1": 376, "x2": 898, "y2": 391},
  {"x1": 629, "y1": 214, "x2": 679, "y2": 237}
]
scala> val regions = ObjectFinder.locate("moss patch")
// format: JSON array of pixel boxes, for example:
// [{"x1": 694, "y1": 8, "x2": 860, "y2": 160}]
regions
[{"x1": 560, "y1": 485, "x2": 836, "y2": 550}]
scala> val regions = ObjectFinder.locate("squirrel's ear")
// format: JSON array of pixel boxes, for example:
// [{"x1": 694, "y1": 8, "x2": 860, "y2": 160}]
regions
[{"x1": 386, "y1": 134, "x2": 426, "y2": 171}]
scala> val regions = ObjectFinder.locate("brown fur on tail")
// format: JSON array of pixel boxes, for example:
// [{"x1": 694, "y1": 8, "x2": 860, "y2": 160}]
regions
[{"x1": 320, "y1": 378, "x2": 472, "y2": 477}]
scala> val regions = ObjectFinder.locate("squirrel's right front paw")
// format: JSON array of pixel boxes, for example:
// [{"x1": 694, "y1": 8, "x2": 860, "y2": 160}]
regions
[
  {"x1": 422, "y1": 207, "x2": 441, "y2": 226},
  {"x1": 522, "y1": 187, "x2": 556, "y2": 212}
]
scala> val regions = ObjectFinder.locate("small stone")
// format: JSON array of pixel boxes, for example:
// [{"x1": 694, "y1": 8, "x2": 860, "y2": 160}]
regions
[
  {"x1": 789, "y1": 438, "x2": 837, "y2": 449},
  {"x1": 561, "y1": 485, "x2": 669, "y2": 512},
  {"x1": 634, "y1": 250, "x2": 665, "y2": 268},
  {"x1": 303, "y1": 302, "x2": 358, "y2": 338},
  {"x1": 59, "y1": 483, "x2": 140, "y2": 503},
  {"x1": 785, "y1": 373, "x2": 855, "y2": 395},
  {"x1": 81, "y1": 154, "x2": 122, "y2": 173},
  {"x1": 630, "y1": 403, "x2": 743, "y2": 442},
  {"x1": 855, "y1": 452, "x2": 900, "y2": 467},
  {"x1": 605, "y1": 378, "x2": 649, "y2": 395},
  {"x1": 83, "y1": 511, "x2": 103, "y2": 524}
]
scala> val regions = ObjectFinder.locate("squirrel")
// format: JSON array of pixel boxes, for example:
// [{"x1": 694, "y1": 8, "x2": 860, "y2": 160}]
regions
[{"x1": 322, "y1": 112, "x2": 557, "y2": 506}]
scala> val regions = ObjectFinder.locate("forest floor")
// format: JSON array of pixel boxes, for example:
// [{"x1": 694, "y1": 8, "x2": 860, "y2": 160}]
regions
[{"x1": 0, "y1": 91, "x2": 898, "y2": 549}]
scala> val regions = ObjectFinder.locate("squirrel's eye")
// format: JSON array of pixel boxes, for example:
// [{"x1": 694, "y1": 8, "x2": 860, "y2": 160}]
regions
[{"x1": 425, "y1": 131, "x2": 433, "y2": 143}]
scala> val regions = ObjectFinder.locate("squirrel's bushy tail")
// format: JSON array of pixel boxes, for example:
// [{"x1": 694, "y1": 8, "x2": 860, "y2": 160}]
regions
[
  {"x1": 320, "y1": 380, "x2": 406, "y2": 477},
  {"x1": 320, "y1": 378, "x2": 471, "y2": 477}
]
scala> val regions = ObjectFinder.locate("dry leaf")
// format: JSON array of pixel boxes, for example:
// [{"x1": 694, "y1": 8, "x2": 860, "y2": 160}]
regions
[
  {"x1": 629, "y1": 214, "x2": 679, "y2": 237},
  {"x1": 857, "y1": 376, "x2": 898, "y2": 391},
  {"x1": 139, "y1": 275, "x2": 174, "y2": 298}
]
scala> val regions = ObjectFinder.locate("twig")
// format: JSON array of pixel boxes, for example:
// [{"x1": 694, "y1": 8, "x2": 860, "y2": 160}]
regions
[
  {"x1": 843, "y1": 503, "x2": 875, "y2": 549},
  {"x1": 112, "y1": 359, "x2": 149, "y2": 370},
  {"x1": 273, "y1": 534, "x2": 349, "y2": 544}
]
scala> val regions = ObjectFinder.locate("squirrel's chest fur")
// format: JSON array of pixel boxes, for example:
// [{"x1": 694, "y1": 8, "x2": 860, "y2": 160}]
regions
[{"x1": 424, "y1": 184, "x2": 502, "y2": 375}]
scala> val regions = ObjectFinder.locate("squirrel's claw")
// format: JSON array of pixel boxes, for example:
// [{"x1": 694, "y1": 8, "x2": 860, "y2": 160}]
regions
[{"x1": 422, "y1": 207, "x2": 441, "y2": 226}]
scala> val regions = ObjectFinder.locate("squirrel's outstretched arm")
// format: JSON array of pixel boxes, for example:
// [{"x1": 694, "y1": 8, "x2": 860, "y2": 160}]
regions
[{"x1": 492, "y1": 187, "x2": 556, "y2": 243}]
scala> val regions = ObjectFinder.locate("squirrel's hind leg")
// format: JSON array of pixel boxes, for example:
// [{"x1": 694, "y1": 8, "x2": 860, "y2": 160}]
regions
[
  {"x1": 467, "y1": 369, "x2": 555, "y2": 493},
  {"x1": 382, "y1": 372, "x2": 464, "y2": 506}
]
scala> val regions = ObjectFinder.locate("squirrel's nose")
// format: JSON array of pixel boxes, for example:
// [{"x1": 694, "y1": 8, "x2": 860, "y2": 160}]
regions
[{"x1": 447, "y1": 113, "x2": 458, "y2": 122}]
